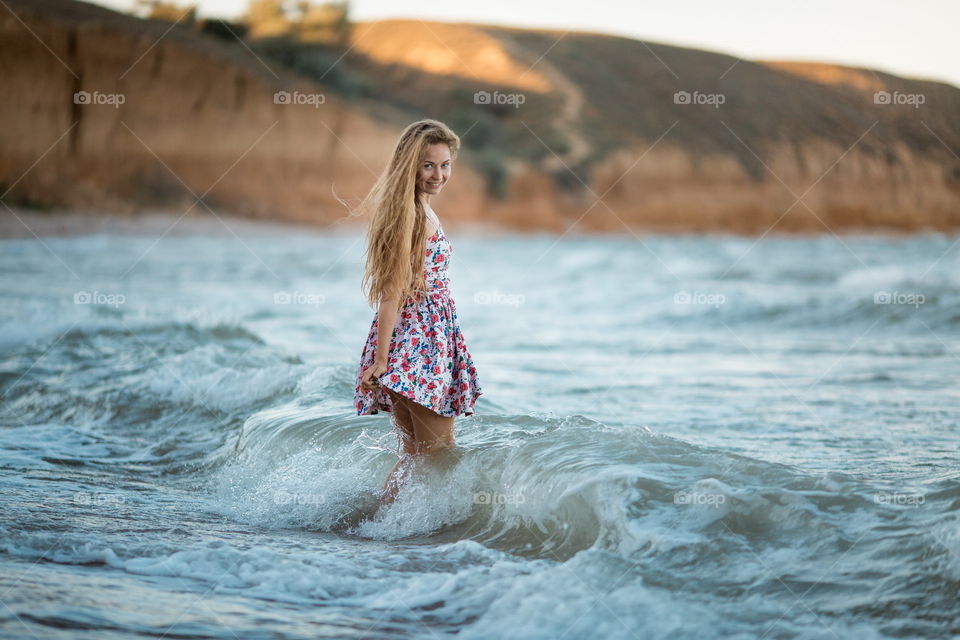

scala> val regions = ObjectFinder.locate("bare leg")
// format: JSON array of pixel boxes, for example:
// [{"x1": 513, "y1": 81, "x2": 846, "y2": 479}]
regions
[
  {"x1": 379, "y1": 388, "x2": 456, "y2": 505},
  {"x1": 385, "y1": 388, "x2": 417, "y2": 454},
  {"x1": 380, "y1": 388, "x2": 417, "y2": 505},
  {"x1": 407, "y1": 399, "x2": 456, "y2": 452}
]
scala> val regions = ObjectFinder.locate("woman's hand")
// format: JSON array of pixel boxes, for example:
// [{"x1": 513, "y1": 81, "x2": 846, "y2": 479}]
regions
[{"x1": 360, "y1": 361, "x2": 389, "y2": 392}]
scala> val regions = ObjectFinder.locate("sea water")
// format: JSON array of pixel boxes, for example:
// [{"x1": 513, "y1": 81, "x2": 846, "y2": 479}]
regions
[{"x1": 0, "y1": 221, "x2": 958, "y2": 639}]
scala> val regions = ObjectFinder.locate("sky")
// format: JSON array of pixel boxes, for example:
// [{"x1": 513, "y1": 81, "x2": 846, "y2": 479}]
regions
[{"x1": 86, "y1": 0, "x2": 959, "y2": 88}]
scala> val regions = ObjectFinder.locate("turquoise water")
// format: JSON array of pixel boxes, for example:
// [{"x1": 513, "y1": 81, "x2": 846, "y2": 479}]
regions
[{"x1": 1, "y1": 224, "x2": 958, "y2": 639}]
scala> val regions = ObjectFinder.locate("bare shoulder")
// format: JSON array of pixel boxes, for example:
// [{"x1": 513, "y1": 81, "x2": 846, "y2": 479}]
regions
[{"x1": 424, "y1": 208, "x2": 441, "y2": 236}]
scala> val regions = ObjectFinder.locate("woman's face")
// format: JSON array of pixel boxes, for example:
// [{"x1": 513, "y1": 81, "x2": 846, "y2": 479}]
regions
[{"x1": 416, "y1": 143, "x2": 452, "y2": 199}]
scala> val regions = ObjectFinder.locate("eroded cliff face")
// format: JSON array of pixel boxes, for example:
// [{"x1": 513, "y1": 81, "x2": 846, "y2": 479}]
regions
[
  {"x1": 580, "y1": 138, "x2": 959, "y2": 233},
  {"x1": 0, "y1": 0, "x2": 486, "y2": 227},
  {"x1": 473, "y1": 139, "x2": 958, "y2": 235},
  {"x1": 2, "y1": 0, "x2": 958, "y2": 233}
]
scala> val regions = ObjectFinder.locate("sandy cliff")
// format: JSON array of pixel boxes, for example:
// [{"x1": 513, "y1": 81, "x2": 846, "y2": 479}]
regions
[
  {"x1": 1, "y1": 1, "x2": 958, "y2": 233},
  {"x1": 0, "y1": 0, "x2": 476, "y2": 227}
]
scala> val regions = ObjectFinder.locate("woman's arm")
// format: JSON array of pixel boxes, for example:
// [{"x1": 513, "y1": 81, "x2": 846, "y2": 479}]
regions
[
  {"x1": 374, "y1": 290, "x2": 401, "y2": 366},
  {"x1": 359, "y1": 284, "x2": 403, "y2": 391}
]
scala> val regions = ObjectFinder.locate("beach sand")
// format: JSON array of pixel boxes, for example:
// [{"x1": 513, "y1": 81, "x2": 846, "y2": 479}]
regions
[
  {"x1": 0, "y1": 207, "x2": 520, "y2": 241},
  {"x1": 0, "y1": 207, "x2": 355, "y2": 240}
]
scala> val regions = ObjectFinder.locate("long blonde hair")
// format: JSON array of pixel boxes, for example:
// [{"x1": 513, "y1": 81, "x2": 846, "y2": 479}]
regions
[{"x1": 359, "y1": 119, "x2": 461, "y2": 308}]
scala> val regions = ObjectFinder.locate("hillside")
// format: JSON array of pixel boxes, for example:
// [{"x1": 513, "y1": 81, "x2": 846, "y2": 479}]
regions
[
  {"x1": 2, "y1": 0, "x2": 958, "y2": 232},
  {"x1": 346, "y1": 20, "x2": 960, "y2": 231}
]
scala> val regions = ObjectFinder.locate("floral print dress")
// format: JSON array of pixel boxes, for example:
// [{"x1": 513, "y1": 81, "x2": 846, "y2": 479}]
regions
[{"x1": 354, "y1": 222, "x2": 482, "y2": 417}]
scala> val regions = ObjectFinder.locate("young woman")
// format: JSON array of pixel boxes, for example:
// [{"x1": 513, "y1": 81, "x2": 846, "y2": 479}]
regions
[{"x1": 354, "y1": 119, "x2": 483, "y2": 505}]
